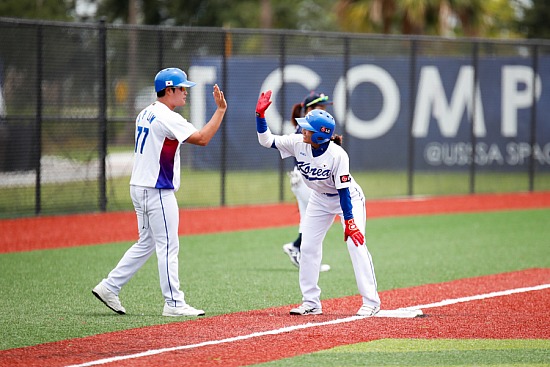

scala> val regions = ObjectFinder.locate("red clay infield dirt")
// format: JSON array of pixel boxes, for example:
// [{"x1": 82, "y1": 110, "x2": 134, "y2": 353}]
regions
[
  {"x1": 0, "y1": 191, "x2": 549, "y2": 367},
  {"x1": 1, "y1": 191, "x2": 550, "y2": 253},
  {"x1": 0, "y1": 268, "x2": 549, "y2": 367}
]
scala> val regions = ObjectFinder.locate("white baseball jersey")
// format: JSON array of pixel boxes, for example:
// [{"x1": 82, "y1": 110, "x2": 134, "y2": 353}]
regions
[
  {"x1": 130, "y1": 101, "x2": 197, "y2": 191},
  {"x1": 271, "y1": 134, "x2": 355, "y2": 194}
]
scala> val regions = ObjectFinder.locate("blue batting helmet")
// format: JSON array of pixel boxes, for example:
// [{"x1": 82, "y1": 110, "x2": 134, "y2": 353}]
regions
[
  {"x1": 154, "y1": 68, "x2": 196, "y2": 92},
  {"x1": 295, "y1": 109, "x2": 335, "y2": 144}
]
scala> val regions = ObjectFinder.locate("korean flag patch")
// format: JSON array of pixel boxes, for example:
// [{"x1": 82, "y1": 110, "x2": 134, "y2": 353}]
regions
[{"x1": 340, "y1": 175, "x2": 351, "y2": 183}]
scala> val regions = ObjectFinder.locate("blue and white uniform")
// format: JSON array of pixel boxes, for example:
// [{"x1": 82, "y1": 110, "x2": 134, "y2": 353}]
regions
[
  {"x1": 257, "y1": 117, "x2": 380, "y2": 312},
  {"x1": 94, "y1": 67, "x2": 223, "y2": 317},
  {"x1": 100, "y1": 101, "x2": 197, "y2": 308}
]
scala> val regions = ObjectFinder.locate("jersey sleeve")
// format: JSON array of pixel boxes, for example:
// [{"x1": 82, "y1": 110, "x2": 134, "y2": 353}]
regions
[
  {"x1": 273, "y1": 134, "x2": 302, "y2": 159},
  {"x1": 257, "y1": 125, "x2": 302, "y2": 160},
  {"x1": 333, "y1": 148, "x2": 352, "y2": 190},
  {"x1": 161, "y1": 113, "x2": 198, "y2": 143},
  {"x1": 338, "y1": 188, "x2": 354, "y2": 220}
]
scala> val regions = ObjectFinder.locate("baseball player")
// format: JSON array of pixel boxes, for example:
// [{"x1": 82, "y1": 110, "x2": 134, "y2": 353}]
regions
[
  {"x1": 255, "y1": 90, "x2": 380, "y2": 316},
  {"x1": 93, "y1": 67, "x2": 227, "y2": 317},
  {"x1": 284, "y1": 92, "x2": 333, "y2": 272}
]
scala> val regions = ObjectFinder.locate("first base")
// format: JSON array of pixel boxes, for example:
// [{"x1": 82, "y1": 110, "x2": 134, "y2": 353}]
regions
[{"x1": 375, "y1": 308, "x2": 423, "y2": 318}]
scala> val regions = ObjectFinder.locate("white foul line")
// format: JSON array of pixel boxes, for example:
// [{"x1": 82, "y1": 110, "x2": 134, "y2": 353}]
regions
[
  {"x1": 66, "y1": 316, "x2": 365, "y2": 367},
  {"x1": 66, "y1": 283, "x2": 550, "y2": 367},
  {"x1": 401, "y1": 283, "x2": 550, "y2": 311}
]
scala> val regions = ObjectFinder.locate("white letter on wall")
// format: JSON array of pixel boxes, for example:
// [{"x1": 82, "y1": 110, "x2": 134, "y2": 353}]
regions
[
  {"x1": 413, "y1": 66, "x2": 486, "y2": 138},
  {"x1": 502, "y1": 65, "x2": 541, "y2": 137},
  {"x1": 333, "y1": 65, "x2": 400, "y2": 139},
  {"x1": 260, "y1": 65, "x2": 320, "y2": 135}
]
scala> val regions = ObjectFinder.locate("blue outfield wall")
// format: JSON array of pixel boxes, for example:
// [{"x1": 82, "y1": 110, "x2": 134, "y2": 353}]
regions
[{"x1": 189, "y1": 56, "x2": 550, "y2": 172}]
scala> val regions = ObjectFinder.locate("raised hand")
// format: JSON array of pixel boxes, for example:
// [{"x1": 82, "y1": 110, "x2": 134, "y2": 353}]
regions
[
  {"x1": 213, "y1": 84, "x2": 227, "y2": 111},
  {"x1": 256, "y1": 90, "x2": 272, "y2": 118}
]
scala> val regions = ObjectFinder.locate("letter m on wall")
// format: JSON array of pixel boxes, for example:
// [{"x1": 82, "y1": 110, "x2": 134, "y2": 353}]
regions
[{"x1": 412, "y1": 66, "x2": 486, "y2": 138}]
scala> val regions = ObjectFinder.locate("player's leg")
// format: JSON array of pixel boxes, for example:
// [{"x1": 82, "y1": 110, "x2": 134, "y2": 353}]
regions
[
  {"x1": 284, "y1": 171, "x2": 312, "y2": 267},
  {"x1": 293, "y1": 176, "x2": 312, "y2": 237},
  {"x1": 94, "y1": 185, "x2": 156, "y2": 313},
  {"x1": 294, "y1": 193, "x2": 334, "y2": 312},
  {"x1": 149, "y1": 189, "x2": 204, "y2": 317},
  {"x1": 147, "y1": 188, "x2": 186, "y2": 306},
  {"x1": 103, "y1": 185, "x2": 156, "y2": 290},
  {"x1": 342, "y1": 187, "x2": 380, "y2": 314}
]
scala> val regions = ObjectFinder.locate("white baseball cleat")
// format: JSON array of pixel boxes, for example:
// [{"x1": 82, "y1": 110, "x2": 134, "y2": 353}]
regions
[
  {"x1": 163, "y1": 303, "x2": 205, "y2": 317},
  {"x1": 289, "y1": 304, "x2": 323, "y2": 315},
  {"x1": 356, "y1": 304, "x2": 380, "y2": 317},
  {"x1": 92, "y1": 283, "x2": 126, "y2": 315}
]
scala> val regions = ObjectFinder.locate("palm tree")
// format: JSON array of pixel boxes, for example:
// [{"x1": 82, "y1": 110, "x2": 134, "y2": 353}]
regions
[
  {"x1": 334, "y1": 0, "x2": 491, "y2": 36},
  {"x1": 335, "y1": 0, "x2": 394, "y2": 33},
  {"x1": 450, "y1": 0, "x2": 487, "y2": 36}
]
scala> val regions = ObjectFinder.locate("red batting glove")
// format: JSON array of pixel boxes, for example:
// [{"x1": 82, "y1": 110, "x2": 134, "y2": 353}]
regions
[
  {"x1": 344, "y1": 218, "x2": 364, "y2": 246},
  {"x1": 256, "y1": 90, "x2": 272, "y2": 118}
]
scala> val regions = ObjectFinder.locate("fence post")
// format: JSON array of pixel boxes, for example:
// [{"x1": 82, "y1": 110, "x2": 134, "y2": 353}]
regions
[
  {"x1": 278, "y1": 33, "x2": 286, "y2": 203},
  {"x1": 98, "y1": 18, "x2": 107, "y2": 211},
  {"x1": 220, "y1": 30, "x2": 229, "y2": 206},
  {"x1": 34, "y1": 24, "x2": 43, "y2": 215},
  {"x1": 407, "y1": 39, "x2": 417, "y2": 197},
  {"x1": 469, "y1": 42, "x2": 479, "y2": 194},
  {"x1": 342, "y1": 37, "x2": 350, "y2": 152},
  {"x1": 529, "y1": 44, "x2": 539, "y2": 192},
  {"x1": 157, "y1": 28, "x2": 164, "y2": 70}
]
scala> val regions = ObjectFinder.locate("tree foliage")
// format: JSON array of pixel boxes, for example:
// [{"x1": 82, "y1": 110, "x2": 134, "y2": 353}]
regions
[
  {"x1": 516, "y1": 0, "x2": 550, "y2": 39},
  {"x1": 334, "y1": 0, "x2": 521, "y2": 37},
  {"x1": 0, "y1": 0, "x2": 73, "y2": 21},
  {"x1": 1, "y1": 0, "x2": 549, "y2": 40},
  {"x1": 92, "y1": 0, "x2": 338, "y2": 31}
]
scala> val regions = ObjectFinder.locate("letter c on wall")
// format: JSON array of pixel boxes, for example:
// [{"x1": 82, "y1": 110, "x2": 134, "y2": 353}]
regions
[{"x1": 334, "y1": 65, "x2": 400, "y2": 139}]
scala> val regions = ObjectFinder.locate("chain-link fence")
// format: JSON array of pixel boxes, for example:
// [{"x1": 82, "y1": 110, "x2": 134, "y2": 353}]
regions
[{"x1": 1, "y1": 17, "x2": 549, "y2": 218}]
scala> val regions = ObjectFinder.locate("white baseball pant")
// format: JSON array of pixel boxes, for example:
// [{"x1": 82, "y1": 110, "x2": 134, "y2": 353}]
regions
[
  {"x1": 298, "y1": 186, "x2": 380, "y2": 310},
  {"x1": 289, "y1": 167, "x2": 312, "y2": 233},
  {"x1": 100, "y1": 185, "x2": 186, "y2": 306}
]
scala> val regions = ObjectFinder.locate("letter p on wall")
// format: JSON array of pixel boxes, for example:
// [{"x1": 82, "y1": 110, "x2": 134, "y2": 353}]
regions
[{"x1": 502, "y1": 66, "x2": 542, "y2": 138}]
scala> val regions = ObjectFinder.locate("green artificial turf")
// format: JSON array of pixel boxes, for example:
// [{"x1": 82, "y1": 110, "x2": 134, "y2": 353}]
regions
[
  {"x1": 255, "y1": 339, "x2": 550, "y2": 366},
  {"x1": 0, "y1": 209, "x2": 549, "y2": 352},
  {"x1": 3, "y1": 170, "x2": 550, "y2": 218}
]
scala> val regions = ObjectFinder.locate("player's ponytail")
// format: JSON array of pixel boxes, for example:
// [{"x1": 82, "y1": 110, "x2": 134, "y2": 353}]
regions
[
  {"x1": 331, "y1": 134, "x2": 343, "y2": 146},
  {"x1": 290, "y1": 103, "x2": 303, "y2": 127}
]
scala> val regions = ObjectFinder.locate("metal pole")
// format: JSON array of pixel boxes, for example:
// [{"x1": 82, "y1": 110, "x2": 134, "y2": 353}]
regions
[
  {"x1": 34, "y1": 24, "x2": 43, "y2": 215},
  {"x1": 279, "y1": 34, "x2": 286, "y2": 203},
  {"x1": 407, "y1": 40, "x2": 417, "y2": 197},
  {"x1": 469, "y1": 42, "x2": 479, "y2": 194},
  {"x1": 528, "y1": 44, "x2": 539, "y2": 192},
  {"x1": 220, "y1": 30, "x2": 228, "y2": 206},
  {"x1": 157, "y1": 28, "x2": 164, "y2": 70},
  {"x1": 98, "y1": 18, "x2": 108, "y2": 211},
  {"x1": 342, "y1": 37, "x2": 350, "y2": 152}
]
